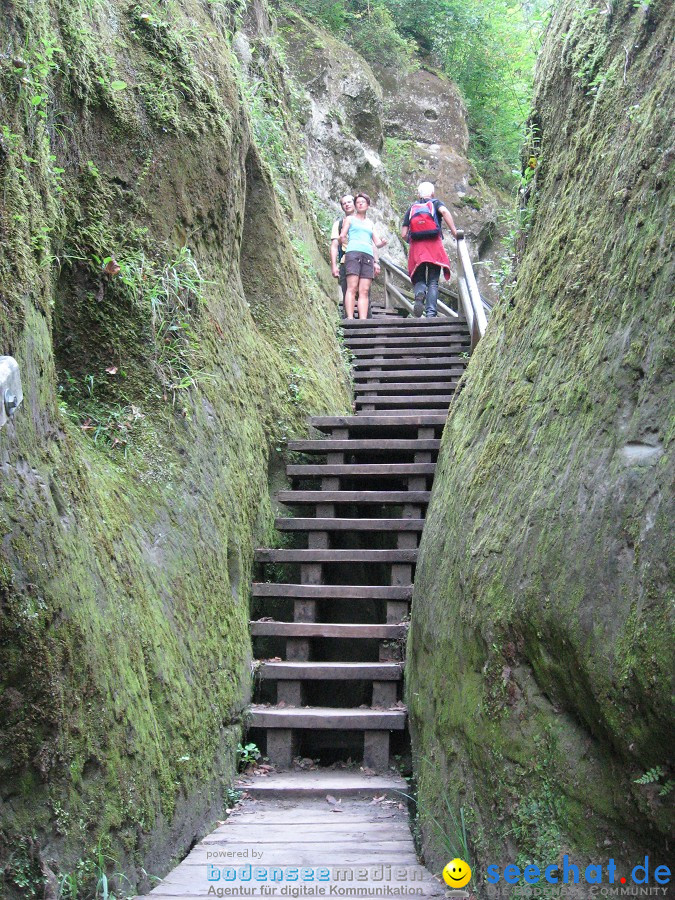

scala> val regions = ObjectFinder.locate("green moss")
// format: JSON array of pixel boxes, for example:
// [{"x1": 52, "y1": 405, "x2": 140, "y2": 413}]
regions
[
  {"x1": 407, "y1": 0, "x2": 674, "y2": 886},
  {"x1": 0, "y1": 0, "x2": 350, "y2": 894}
]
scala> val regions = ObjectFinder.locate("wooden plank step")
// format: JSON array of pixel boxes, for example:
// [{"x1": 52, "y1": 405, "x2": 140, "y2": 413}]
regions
[
  {"x1": 251, "y1": 622, "x2": 407, "y2": 638},
  {"x1": 274, "y1": 517, "x2": 425, "y2": 531},
  {"x1": 350, "y1": 346, "x2": 469, "y2": 358},
  {"x1": 353, "y1": 368, "x2": 464, "y2": 381},
  {"x1": 343, "y1": 316, "x2": 457, "y2": 326},
  {"x1": 255, "y1": 549, "x2": 418, "y2": 563},
  {"x1": 353, "y1": 381, "x2": 457, "y2": 393},
  {"x1": 345, "y1": 335, "x2": 467, "y2": 347},
  {"x1": 259, "y1": 662, "x2": 402, "y2": 680},
  {"x1": 352, "y1": 356, "x2": 468, "y2": 369},
  {"x1": 235, "y1": 770, "x2": 408, "y2": 797},
  {"x1": 249, "y1": 706, "x2": 406, "y2": 729},
  {"x1": 250, "y1": 621, "x2": 407, "y2": 638},
  {"x1": 286, "y1": 439, "x2": 441, "y2": 452},
  {"x1": 309, "y1": 414, "x2": 446, "y2": 429},
  {"x1": 355, "y1": 395, "x2": 454, "y2": 406},
  {"x1": 251, "y1": 583, "x2": 412, "y2": 599},
  {"x1": 286, "y1": 463, "x2": 436, "y2": 476},
  {"x1": 277, "y1": 490, "x2": 431, "y2": 504},
  {"x1": 343, "y1": 326, "x2": 466, "y2": 338}
]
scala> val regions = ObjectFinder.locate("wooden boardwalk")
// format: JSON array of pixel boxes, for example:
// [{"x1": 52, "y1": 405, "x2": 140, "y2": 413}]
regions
[
  {"x1": 135, "y1": 772, "x2": 451, "y2": 899},
  {"x1": 136, "y1": 311, "x2": 471, "y2": 899}
]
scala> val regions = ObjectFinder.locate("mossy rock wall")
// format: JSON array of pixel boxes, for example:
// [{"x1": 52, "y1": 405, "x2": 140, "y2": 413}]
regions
[
  {"x1": 0, "y1": 0, "x2": 349, "y2": 894},
  {"x1": 407, "y1": 0, "x2": 673, "y2": 891}
]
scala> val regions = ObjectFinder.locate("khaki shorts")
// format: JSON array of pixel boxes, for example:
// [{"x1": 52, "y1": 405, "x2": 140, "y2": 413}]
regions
[{"x1": 344, "y1": 251, "x2": 374, "y2": 280}]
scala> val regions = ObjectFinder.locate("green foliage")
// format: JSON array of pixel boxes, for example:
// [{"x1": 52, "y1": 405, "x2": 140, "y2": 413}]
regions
[
  {"x1": 117, "y1": 246, "x2": 210, "y2": 400},
  {"x1": 289, "y1": 0, "x2": 551, "y2": 181},
  {"x1": 382, "y1": 137, "x2": 415, "y2": 210},
  {"x1": 288, "y1": 0, "x2": 416, "y2": 68},
  {"x1": 634, "y1": 765, "x2": 673, "y2": 796},
  {"x1": 236, "y1": 742, "x2": 261, "y2": 770}
]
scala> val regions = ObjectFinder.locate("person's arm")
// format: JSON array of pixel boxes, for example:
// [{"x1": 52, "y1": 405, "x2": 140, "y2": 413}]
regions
[
  {"x1": 330, "y1": 219, "x2": 340, "y2": 276},
  {"x1": 372, "y1": 225, "x2": 388, "y2": 249},
  {"x1": 401, "y1": 207, "x2": 410, "y2": 243},
  {"x1": 438, "y1": 205, "x2": 458, "y2": 239},
  {"x1": 339, "y1": 216, "x2": 351, "y2": 246},
  {"x1": 371, "y1": 236, "x2": 381, "y2": 276}
]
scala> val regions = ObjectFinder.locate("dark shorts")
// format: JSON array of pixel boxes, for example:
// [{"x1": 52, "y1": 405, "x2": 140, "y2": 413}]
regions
[{"x1": 344, "y1": 251, "x2": 374, "y2": 280}]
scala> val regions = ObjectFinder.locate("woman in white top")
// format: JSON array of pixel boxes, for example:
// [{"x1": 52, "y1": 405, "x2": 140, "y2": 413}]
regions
[{"x1": 339, "y1": 193, "x2": 388, "y2": 319}]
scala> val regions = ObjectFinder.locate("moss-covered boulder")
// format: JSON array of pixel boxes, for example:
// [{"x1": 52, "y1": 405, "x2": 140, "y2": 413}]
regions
[
  {"x1": 407, "y1": 0, "x2": 673, "y2": 892},
  {"x1": 0, "y1": 0, "x2": 349, "y2": 895}
]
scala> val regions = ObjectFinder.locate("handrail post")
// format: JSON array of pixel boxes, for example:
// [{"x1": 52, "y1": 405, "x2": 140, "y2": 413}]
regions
[{"x1": 383, "y1": 265, "x2": 392, "y2": 313}]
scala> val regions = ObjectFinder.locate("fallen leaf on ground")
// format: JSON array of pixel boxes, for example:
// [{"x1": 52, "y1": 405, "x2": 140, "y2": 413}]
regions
[{"x1": 103, "y1": 258, "x2": 121, "y2": 277}]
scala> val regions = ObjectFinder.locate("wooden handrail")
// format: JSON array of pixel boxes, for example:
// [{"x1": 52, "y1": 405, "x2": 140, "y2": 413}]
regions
[
  {"x1": 380, "y1": 239, "x2": 488, "y2": 349},
  {"x1": 455, "y1": 235, "x2": 487, "y2": 348}
]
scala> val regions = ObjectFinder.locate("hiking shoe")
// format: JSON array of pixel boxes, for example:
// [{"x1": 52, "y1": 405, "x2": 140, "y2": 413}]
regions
[{"x1": 413, "y1": 293, "x2": 425, "y2": 317}]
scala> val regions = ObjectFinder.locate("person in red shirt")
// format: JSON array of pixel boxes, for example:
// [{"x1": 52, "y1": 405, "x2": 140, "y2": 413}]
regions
[{"x1": 401, "y1": 181, "x2": 459, "y2": 317}]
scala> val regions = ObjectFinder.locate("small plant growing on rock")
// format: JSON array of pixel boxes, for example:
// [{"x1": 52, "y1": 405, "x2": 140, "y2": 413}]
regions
[{"x1": 237, "y1": 742, "x2": 262, "y2": 771}]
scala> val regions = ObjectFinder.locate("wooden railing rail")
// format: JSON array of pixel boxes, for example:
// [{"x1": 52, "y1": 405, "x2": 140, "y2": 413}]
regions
[
  {"x1": 380, "y1": 237, "x2": 488, "y2": 348},
  {"x1": 455, "y1": 234, "x2": 488, "y2": 349}
]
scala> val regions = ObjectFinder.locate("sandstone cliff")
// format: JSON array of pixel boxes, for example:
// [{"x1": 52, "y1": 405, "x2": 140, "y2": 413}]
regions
[
  {"x1": 278, "y1": 9, "x2": 501, "y2": 301},
  {"x1": 0, "y1": 0, "x2": 349, "y2": 893},
  {"x1": 407, "y1": 0, "x2": 673, "y2": 891}
]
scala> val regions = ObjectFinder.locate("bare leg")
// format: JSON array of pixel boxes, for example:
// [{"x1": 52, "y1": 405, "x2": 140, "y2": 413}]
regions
[
  {"x1": 345, "y1": 275, "x2": 359, "y2": 318},
  {"x1": 357, "y1": 278, "x2": 372, "y2": 320}
]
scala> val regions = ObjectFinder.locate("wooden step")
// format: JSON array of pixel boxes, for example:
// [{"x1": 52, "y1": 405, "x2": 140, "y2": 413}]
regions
[
  {"x1": 277, "y1": 490, "x2": 431, "y2": 505},
  {"x1": 355, "y1": 395, "x2": 454, "y2": 407},
  {"x1": 249, "y1": 706, "x2": 406, "y2": 729},
  {"x1": 255, "y1": 549, "x2": 418, "y2": 563},
  {"x1": 250, "y1": 621, "x2": 407, "y2": 638},
  {"x1": 343, "y1": 316, "x2": 458, "y2": 326},
  {"x1": 286, "y1": 439, "x2": 441, "y2": 453},
  {"x1": 236, "y1": 770, "x2": 408, "y2": 798},
  {"x1": 353, "y1": 368, "x2": 464, "y2": 381},
  {"x1": 251, "y1": 583, "x2": 412, "y2": 599},
  {"x1": 309, "y1": 414, "x2": 446, "y2": 430},
  {"x1": 352, "y1": 356, "x2": 468, "y2": 369},
  {"x1": 345, "y1": 335, "x2": 467, "y2": 347},
  {"x1": 259, "y1": 662, "x2": 402, "y2": 680},
  {"x1": 274, "y1": 517, "x2": 425, "y2": 531},
  {"x1": 286, "y1": 463, "x2": 435, "y2": 476},
  {"x1": 343, "y1": 326, "x2": 466, "y2": 339},
  {"x1": 353, "y1": 381, "x2": 457, "y2": 393},
  {"x1": 350, "y1": 346, "x2": 469, "y2": 358}
]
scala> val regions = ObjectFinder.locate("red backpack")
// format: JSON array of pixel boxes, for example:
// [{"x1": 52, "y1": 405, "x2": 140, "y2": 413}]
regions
[{"x1": 408, "y1": 200, "x2": 441, "y2": 241}]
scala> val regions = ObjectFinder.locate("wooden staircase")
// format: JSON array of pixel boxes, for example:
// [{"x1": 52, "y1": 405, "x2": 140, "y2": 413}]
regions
[{"x1": 248, "y1": 314, "x2": 470, "y2": 770}]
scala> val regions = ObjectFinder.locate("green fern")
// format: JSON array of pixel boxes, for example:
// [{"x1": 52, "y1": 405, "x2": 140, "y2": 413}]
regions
[{"x1": 634, "y1": 765, "x2": 665, "y2": 785}]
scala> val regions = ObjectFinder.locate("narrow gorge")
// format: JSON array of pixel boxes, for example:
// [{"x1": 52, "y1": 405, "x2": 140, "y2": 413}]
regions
[{"x1": 0, "y1": 0, "x2": 672, "y2": 897}]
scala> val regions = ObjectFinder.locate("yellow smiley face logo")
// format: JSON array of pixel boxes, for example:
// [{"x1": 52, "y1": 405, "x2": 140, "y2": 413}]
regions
[{"x1": 443, "y1": 858, "x2": 472, "y2": 889}]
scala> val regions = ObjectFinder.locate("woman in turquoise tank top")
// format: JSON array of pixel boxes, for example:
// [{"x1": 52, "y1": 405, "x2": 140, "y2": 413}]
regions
[{"x1": 339, "y1": 193, "x2": 388, "y2": 319}]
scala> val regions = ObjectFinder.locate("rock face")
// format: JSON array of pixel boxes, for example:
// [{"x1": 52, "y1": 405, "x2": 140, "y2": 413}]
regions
[
  {"x1": 0, "y1": 0, "x2": 349, "y2": 894},
  {"x1": 407, "y1": 0, "x2": 673, "y2": 891},
  {"x1": 376, "y1": 65, "x2": 501, "y2": 299},
  {"x1": 279, "y1": 11, "x2": 388, "y2": 207},
  {"x1": 279, "y1": 13, "x2": 501, "y2": 299}
]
